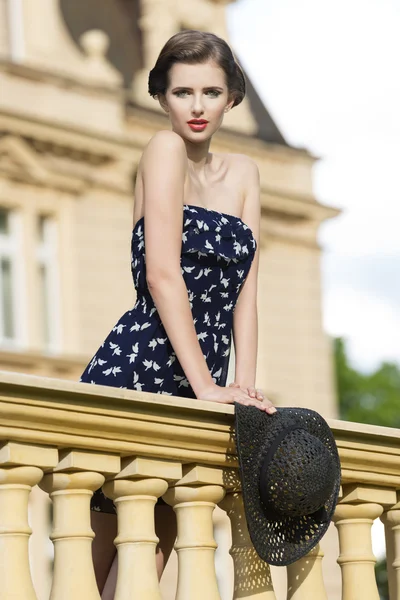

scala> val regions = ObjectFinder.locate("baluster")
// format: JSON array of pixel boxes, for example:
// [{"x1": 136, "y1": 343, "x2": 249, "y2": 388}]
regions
[
  {"x1": 334, "y1": 485, "x2": 397, "y2": 600},
  {"x1": 220, "y1": 489, "x2": 277, "y2": 600},
  {"x1": 0, "y1": 466, "x2": 43, "y2": 600},
  {"x1": 40, "y1": 471, "x2": 104, "y2": 600},
  {"x1": 332, "y1": 483, "x2": 396, "y2": 600},
  {"x1": 334, "y1": 503, "x2": 383, "y2": 600},
  {"x1": 103, "y1": 478, "x2": 167, "y2": 599},
  {"x1": 163, "y1": 465, "x2": 226, "y2": 600},
  {"x1": 0, "y1": 441, "x2": 57, "y2": 600},
  {"x1": 103, "y1": 456, "x2": 181, "y2": 600},
  {"x1": 40, "y1": 449, "x2": 120, "y2": 600},
  {"x1": 286, "y1": 543, "x2": 327, "y2": 600},
  {"x1": 381, "y1": 493, "x2": 400, "y2": 600}
]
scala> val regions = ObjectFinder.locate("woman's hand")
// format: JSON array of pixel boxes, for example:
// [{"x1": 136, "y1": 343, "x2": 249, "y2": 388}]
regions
[
  {"x1": 199, "y1": 383, "x2": 275, "y2": 413},
  {"x1": 229, "y1": 382, "x2": 276, "y2": 414}
]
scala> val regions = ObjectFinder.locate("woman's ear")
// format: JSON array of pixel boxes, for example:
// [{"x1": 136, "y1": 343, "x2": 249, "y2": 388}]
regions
[
  {"x1": 158, "y1": 94, "x2": 169, "y2": 114},
  {"x1": 225, "y1": 95, "x2": 236, "y2": 113}
]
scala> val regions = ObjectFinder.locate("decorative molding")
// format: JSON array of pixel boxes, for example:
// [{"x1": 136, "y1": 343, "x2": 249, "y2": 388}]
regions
[
  {"x1": 79, "y1": 29, "x2": 123, "y2": 87},
  {"x1": 0, "y1": 58, "x2": 123, "y2": 96},
  {"x1": 261, "y1": 187, "x2": 341, "y2": 224},
  {"x1": 26, "y1": 137, "x2": 111, "y2": 166},
  {"x1": 0, "y1": 111, "x2": 133, "y2": 162},
  {"x1": 0, "y1": 132, "x2": 136, "y2": 196},
  {"x1": 0, "y1": 135, "x2": 86, "y2": 193}
]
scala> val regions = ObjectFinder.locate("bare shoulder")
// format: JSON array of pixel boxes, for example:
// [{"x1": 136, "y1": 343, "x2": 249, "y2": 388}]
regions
[
  {"x1": 228, "y1": 155, "x2": 260, "y2": 219},
  {"x1": 146, "y1": 130, "x2": 186, "y2": 154},
  {"x1": 231, "y1": 153, "x2": 259, "y2": 178},
  {"x1": 138, "y1": 131, "x2": 187, "y2": 183},
  {"x1": 222, "y1": 153, "x2": 260, "y2": 184}
]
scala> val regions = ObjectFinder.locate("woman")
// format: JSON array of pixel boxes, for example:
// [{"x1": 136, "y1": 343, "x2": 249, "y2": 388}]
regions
[{"x1": 80, "y1": 29, "x2": 276, "y2": 598}]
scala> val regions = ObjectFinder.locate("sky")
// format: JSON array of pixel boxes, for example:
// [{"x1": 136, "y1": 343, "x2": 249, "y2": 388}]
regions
[{"x1": 227, "y1": 0, "x2": 400, "y2": 374}]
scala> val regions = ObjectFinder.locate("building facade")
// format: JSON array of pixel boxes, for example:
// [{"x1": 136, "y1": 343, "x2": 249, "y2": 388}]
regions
[{"x1": 0, "y1": 1, "x2": 341, "y2": 598}]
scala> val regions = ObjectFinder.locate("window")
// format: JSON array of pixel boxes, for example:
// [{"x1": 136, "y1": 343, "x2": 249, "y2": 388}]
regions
[
  {"x1": 7, "y1": 0, "x2": 25, "y2": 62},
  {"x1": 36, "y1": 215, "x2": 61, "y2": 352},
  {"x1": 0, "y1": 207, "x2": 21, "y2": 345}
]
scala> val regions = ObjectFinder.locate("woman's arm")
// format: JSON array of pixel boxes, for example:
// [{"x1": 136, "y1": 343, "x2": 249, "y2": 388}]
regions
[
  {"x1": 231, "y1": 158, "x2": 276, "y2": 415},
  {"x1": 141, "y1": 131, "x2": 214, "y2": 398},
  {"x1": 232, "y1": 157, "x2": 261, "y2": 388},
  {"x1": 140, "y1": 132, "x2": 266, "y2": 409}
]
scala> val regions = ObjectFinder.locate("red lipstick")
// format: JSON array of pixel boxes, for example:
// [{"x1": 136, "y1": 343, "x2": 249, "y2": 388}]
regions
[{"x1": 187, "y1": 119, "x2": 208, "y2": 132}]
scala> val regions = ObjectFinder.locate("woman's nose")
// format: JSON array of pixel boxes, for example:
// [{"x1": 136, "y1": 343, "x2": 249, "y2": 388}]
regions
[{"x1": 191, "y1": 96, "x2": 204, "y2": 116}]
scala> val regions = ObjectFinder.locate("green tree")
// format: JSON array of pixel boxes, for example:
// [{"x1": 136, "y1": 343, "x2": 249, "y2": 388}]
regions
[
  {"x1": 375, "y1": 558, "x2": 389, "y2": 600},
  {"x1": 334, "y1": 337, "x2": 400, "y2": 427},
  {"x1": 333, "y1": 337, "x2": 400, "y2": 600}
]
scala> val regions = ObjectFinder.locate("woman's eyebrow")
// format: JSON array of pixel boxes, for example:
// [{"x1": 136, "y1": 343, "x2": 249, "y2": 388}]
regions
[{"x1": 171, "y1": 86, "x2": 224, "y2": 92}]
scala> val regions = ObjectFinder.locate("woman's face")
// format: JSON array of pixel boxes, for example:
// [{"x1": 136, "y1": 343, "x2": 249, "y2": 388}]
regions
[{"x1": 160, "y1": 60, "x2": 234, "y2": 141}]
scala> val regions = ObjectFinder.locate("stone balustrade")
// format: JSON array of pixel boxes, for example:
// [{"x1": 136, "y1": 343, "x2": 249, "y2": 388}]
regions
[{"x1": 0, "y1": 371, "x2": 399, "y2": 600}]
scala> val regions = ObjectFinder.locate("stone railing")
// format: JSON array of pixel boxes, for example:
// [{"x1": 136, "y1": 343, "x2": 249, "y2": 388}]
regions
[{"x1": 0, "y1": 371, "x2": 399, "y2": 600}]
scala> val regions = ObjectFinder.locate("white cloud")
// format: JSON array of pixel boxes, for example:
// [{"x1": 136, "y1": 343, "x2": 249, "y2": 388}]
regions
[
  {"x1": 228, "y1": 0, "x2": 400, "y2": 371},
  {"x1": 372, "y1": 519, "x2": 386, "y2": 561},
  {"x1": 323, "y1": 286, "x2": 400, "y2": 371}
]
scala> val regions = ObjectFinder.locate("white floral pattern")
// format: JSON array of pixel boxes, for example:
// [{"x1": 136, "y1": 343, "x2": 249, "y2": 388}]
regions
[{"x1": 80, "y1": 204, "x2": 256, "y2": 512}]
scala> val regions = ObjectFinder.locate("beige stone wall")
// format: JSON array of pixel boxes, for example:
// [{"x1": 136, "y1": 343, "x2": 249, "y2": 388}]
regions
[
  {"x1": 258, "y1": 240, "x2": 337, "y2": 418},
  {"x1": 74, "y1": 187, "x2": 135, "y2": 354}
]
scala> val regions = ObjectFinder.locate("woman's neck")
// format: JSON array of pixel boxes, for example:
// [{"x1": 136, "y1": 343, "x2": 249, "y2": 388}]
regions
[{"x1": 184, "y1": 138, "x2": 212, "y2": 175}]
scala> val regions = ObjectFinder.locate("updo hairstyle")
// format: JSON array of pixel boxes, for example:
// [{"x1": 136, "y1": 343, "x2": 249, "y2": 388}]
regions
[{"x1": 148, "y1": 30, "x2": 246, "y2": 108}]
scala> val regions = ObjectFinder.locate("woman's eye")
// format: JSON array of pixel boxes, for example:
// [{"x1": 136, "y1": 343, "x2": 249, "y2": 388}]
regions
[
  {"x1": 206, "y1": 90, "x2": 221, "y2": 98},
  {"x1": 174, "y1": 90, "x2": 221, "y2": 98}
]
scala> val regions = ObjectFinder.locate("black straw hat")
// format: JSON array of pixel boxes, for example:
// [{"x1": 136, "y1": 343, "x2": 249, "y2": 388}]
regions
[{"x1": 234, "y1": 404, "x2": 341, "y2": 566}]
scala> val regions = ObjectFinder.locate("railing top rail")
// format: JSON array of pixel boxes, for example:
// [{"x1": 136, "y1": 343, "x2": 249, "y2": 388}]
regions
[{"x1": 1, "y1": 371, "x2": 400, "y2": 485}]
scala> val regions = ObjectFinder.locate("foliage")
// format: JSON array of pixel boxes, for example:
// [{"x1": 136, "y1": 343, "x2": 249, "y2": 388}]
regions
[
  {"x1": 334, "y1": 337, "x2": 400, "y2": 427},
  {"x1": 333, "y1": 338, "x2": 400, "y2": 600},
  {"x1": 375, "y1": 558, "x2": 389, "y2": 600}
]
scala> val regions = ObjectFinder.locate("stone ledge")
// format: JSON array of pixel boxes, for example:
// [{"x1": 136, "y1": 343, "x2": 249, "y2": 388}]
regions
[{"x1": 0, "y1": 371, "x2": 398, "y2": 488}]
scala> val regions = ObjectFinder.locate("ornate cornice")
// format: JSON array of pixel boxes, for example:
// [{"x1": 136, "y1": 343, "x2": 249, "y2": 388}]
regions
[
  {"x1": 261, "y1": 186, "x2": 340, "y2": 224},
  {"x1": 0, "y1": 117, "x2": 137, "y2": 196},
  {"x1": 0, "y1": 59, "x2": 123, "y2": 97},
  {"x1": 0, "y1": 134, "x2": 86, "y2": 193},
  {"x1": 0, "y1": 111, "x2": 131, "y2": 165}
]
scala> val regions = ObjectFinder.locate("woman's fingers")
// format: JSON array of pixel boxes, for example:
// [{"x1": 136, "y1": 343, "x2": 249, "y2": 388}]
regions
[
  {"x1": 232, "y1": 391, "x2": 277, "y2": 414},
  {"x1": 262, "y1": 398, "x2": 277, "y2": 414},
  {"x1": 233, "y1": 396, "x2": 271, "y2": 412},
  {"x1": 227, "y1": 384, "x2": 276, "y2": 414},
  {"x1": 247, "y1": 386, "x2": 265, "y2": 400},
  {"x1": 231, "y1": 383, "x2": 264, "y2": 400},
  {"x1": 230, "y1": 383, "x2": 264, "y2": 402},
  {"x1": 246, "y1": 388, "x2": 276, "y2": 413}
]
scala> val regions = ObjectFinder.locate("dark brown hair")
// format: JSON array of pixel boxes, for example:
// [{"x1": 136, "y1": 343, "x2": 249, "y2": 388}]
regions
[{"x1": 148, "y1": 30, "x2": 246, "y2": 107}]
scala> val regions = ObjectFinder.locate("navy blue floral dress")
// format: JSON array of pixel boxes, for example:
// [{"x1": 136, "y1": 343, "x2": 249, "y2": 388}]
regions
[{"x1": 80, "y1": 204, "x2": 256, "y2": 512}]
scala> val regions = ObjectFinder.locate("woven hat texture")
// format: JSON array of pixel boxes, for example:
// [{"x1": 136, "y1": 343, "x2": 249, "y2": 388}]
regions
[{"x1": 235, "y1": 404, "x2": 341, "y2": 566}]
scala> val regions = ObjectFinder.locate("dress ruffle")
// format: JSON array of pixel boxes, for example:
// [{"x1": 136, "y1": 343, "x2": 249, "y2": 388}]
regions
[{"x1": 182, "y1": 210, "x2": 256, "y2": 263}]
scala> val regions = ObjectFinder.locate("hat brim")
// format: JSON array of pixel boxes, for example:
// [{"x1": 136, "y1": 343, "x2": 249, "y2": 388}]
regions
[{"x1": 234, "y1": 404, "x2": 341, "y2": 566}]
